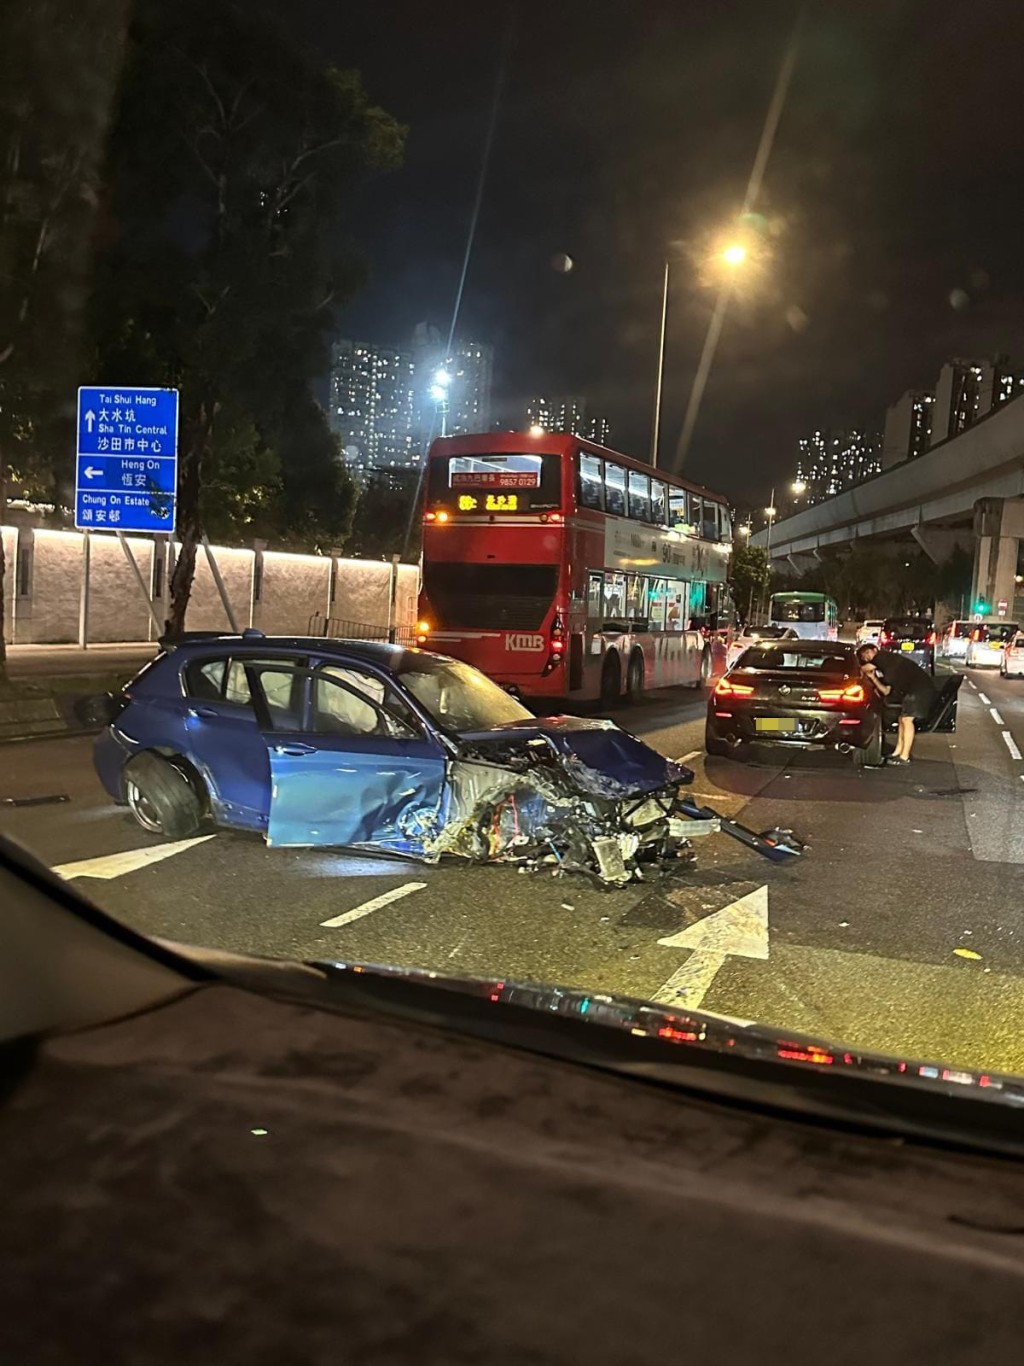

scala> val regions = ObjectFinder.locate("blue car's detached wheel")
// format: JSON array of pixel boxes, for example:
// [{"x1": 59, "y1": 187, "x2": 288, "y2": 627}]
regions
[{"x1": 124, "y1": 752, "x2": 204, "y2": 840}]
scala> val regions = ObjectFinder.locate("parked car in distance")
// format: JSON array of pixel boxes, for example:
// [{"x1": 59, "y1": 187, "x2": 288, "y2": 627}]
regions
[
  {"x1": 1001, "y1": 631, "x2": 1024, "y2": 678},
  {"x1": 967, "y1": 622, "x2": 1019, "y2": 669},
  {"x1": 854, "y1": 620, "x2": 885, "y2": 646},
  {"x1": 878, "y1": 617, "x2": 936, "y2": 673},
  {"x1": 725, "y1": 625, "x2": 800, "y2": 670},
  {"x1": 938, "y1": 619, "x2": 975, "y2": 660}
]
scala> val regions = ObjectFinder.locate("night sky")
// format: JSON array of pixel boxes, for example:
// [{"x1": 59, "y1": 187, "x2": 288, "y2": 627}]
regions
[{"x1": 266, "y1": 0, "x2": 1024, "y2": 504}]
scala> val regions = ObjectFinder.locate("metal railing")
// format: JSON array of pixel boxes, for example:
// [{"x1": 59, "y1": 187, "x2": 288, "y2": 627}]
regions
[{"x1": 307, "y1": 613, "x2": 418, "y2": 647}]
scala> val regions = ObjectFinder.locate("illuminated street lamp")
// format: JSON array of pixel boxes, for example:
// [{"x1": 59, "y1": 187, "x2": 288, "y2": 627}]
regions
[
  {"x1": 528, "y1": 424, "x2": 546, "y2": 437},
  {"x1": 429, "y1": 367, "x2": 452, "y2": 436},
  {"x1": 651, "y1": 237, "x2": 752, "y2": 466},
  {"x1": 737, "y1": 522, "x2": 752, "y2": 537},
  {"x1": 791, "y1": 477, "x2": 807, "y2": 497},
  {"x1": 764, "y1": 489, "x2": 778, "y2": 557}
]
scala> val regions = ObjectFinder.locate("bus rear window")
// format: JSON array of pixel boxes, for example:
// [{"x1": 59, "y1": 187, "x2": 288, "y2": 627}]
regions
[
  {"x1": 427, "y1": 452, "x2": 562, "y2": 512},
  {"x1": 423, "y1": 562, "x2": 558, "y2": 630},
  {"x1": 773, "y1": 600, "x2": 826, "y2": 623}
]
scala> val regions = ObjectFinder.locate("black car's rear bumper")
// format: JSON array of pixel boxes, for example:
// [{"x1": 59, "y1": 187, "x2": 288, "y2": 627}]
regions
[{"x1": 707, "y1": 702, "x2": 876, "y2": 749}]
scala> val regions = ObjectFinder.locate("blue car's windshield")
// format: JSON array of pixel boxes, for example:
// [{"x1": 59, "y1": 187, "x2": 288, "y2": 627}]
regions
[{"x1": 398, "y1": 657, "x2": 533, "y2": 732}]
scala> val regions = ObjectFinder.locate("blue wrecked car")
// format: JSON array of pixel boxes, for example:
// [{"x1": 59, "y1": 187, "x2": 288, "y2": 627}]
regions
[{"x1": 88, "y1": 632, "x2": 704, "y2": 887}]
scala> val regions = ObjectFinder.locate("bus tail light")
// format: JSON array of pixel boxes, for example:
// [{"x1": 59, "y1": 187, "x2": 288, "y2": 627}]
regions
[
  {"x1": 543, "y1": 614, "x2": 566, "y2": 676},
  {"x1": 713, "y1": 678, "x2": 754, "y2": 698},
  {"x1": 817, "y1": 682, "x2": 867, "y2": 705}
]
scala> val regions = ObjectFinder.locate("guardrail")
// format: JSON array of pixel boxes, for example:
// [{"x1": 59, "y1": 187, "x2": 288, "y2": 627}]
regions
[{"x1": 307, "y1": 613, "x2": 418, "y2": 647}]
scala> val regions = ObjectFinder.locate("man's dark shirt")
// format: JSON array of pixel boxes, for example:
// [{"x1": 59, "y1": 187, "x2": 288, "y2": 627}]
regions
[{"x1": 873, "y1": 650, "x2": 934, "y2": 701}]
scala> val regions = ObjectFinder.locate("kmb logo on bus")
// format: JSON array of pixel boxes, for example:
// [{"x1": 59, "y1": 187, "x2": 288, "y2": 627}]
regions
[{"x1": 505, "y1": 633, "x2": 546, "y2": 651}]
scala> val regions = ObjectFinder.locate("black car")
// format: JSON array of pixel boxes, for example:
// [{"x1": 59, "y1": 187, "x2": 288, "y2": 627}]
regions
[
  {"x1": 705, "y1": 640, "x2": 961, "y2": 765},
  {"x1": 878, "y1": 617, "x2": 936, "y2": 673}
]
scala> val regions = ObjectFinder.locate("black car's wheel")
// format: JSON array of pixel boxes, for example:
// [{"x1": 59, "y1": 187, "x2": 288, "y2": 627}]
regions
[
  {"x1": 852, "y1": 716, "x2": 884, "y2": 768},
  {"x1": 599, "y1": 652, "x2": 622, "y2": 706},
  {"x1": 124, "y1": 752, "x2": 205, "y2": 839},
  {"x1": 626, "y1": 651, "x2": 645, "y2": 704},
  {"x1": 704, "y1": 722, "x2": 732, "y2": 758}
]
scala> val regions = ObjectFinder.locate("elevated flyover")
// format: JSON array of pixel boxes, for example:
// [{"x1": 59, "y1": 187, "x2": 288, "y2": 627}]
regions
[{"x1": 752, "y1": 393, "x2": 1024, "y2": 616}]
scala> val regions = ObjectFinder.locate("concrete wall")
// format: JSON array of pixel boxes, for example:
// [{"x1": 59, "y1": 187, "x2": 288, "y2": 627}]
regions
[{"x1": 0, "y1": 525, "x2": 419, "y2": 645}]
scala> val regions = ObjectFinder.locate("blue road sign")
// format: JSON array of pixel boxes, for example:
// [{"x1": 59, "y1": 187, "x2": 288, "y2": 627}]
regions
[{"x1": 75, "y1": 386, "x2": 179, "y2": 533}]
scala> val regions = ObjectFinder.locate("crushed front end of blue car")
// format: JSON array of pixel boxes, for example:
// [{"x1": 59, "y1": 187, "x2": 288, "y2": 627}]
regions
[{"x1": 419, "y1": 716, "x2": 700, "y2": 888}]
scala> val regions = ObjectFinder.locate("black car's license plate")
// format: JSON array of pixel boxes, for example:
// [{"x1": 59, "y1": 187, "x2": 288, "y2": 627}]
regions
[{"x1": 755, "y1": 718, "x2": 798, "y2": 732}]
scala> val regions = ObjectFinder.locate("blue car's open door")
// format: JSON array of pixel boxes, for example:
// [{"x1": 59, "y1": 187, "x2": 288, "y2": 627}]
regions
[{"x1": 245, "y1": 663, "x2": 448, "y2": 855}]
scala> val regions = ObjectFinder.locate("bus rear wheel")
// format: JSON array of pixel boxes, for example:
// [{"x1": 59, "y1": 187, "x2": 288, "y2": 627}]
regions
[
  {"x1": 626, "y1": 652, "x2": 645, "y2": 704},
  {"x1": 600, "y1": 653, "x2": 622, "y2": 707}
]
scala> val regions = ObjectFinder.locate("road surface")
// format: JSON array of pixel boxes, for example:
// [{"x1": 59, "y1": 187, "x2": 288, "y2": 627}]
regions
[{"x1": 4, "y1": 667, "x2": 1024, "y2": 1075}]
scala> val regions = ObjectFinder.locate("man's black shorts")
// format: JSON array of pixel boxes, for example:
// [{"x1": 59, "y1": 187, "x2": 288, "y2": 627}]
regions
[{"x1": 900, "y1": 688, "x2": 930, "y2": 719}]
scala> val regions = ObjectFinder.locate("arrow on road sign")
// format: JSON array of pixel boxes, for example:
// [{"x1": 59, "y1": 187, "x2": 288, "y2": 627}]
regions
[
  {"x1": 652, "y1": 885, "x2": 769, "y2": 1008},
  {"x1": 84, "y1": 464, "x2": 102, "y2": 479},
  {"x1": 84, "y1": 410, "x2": 96, "y2": 433}
]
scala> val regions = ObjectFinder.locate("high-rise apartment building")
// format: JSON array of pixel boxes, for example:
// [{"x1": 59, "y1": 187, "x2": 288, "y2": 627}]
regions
[
  {"x1": 328, "y1": 328, "x2": 497, "y2": 470},
  {"x1": 411, "y1": 323, "x2": 493, "y2": 441},
  {"x1": 328, "y1": 340, "x2": 416, "y2": 469},
  {"x1": 525, "y1": 394, "x2": 611, "y2": 445},
  {"x1": 882, "y1": 390, "x2": 934, "y2": 469},
  {"x1": 795, "y1": 429, "x2": 881, "y2": 503}
]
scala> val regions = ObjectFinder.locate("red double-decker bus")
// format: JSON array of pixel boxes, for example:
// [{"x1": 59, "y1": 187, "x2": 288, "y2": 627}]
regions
[{"x1": 417, "y1": 431, "x2": 734, "y2": 703}]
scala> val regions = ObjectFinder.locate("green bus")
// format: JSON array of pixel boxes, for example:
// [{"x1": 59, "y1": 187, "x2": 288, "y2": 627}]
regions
[{"x1": 767, "y1": 591, "x2": 839, "y2": 641}]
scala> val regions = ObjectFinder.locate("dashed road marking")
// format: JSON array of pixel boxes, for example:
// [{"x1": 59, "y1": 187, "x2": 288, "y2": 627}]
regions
[
  {"x1": 53, "y1": 836, "x2": 216, "y2": 881},
  {"x1": 1002, "y1": 731, "x2": 1023, "y2": 761},
  {"x1": 968, "y1": 679, "x2": 977, "y2": 689},
  {"x1": 978, "y1": 692, "x2": 990, "y2": 705},
  {"x1": 991, "y1": 707, "x2": 1005, "y2": 725},
  {"x1": 320, "y1": 881, "x2": 426, "y2": 929},
  {"x1": 680, "y1": 750, "x2": 700, "y2": 762}
]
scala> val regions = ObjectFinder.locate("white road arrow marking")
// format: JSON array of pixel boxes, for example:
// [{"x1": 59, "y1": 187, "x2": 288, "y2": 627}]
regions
[
  {"x1": 652, "y1": 885, "x2": 769, "y2": 1008},
  {"x1": 84, "y1": 410, "x2": 96, "y2": 433},
  {"x1": 53, "y1": 835, "x2": 215, "y2": 881}
]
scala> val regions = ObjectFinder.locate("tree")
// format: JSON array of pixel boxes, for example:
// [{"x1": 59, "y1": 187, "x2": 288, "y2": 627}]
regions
[
  {"x1": 89, "y1": 0, "x2": 403, "y2": 636},
  {"x1": 344, "y1": 469, "x2": 423, "y2": 562},
  {"x1": 0, "y1": 0, "x2": 130, "y2": 678},
  {"x1": 730, "y1": 542, "x2": 770, "y2": 623}
]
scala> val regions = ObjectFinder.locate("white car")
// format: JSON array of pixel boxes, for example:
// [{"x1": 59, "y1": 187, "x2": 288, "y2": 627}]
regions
[
  {"x1": 726, "y1": 625, "x2": 800, "y2": 669},
  {"x1": 966, "y1": 623, "x2": 1018, "y2": 668},
  {"x1": 938, "y1": 620, "x2": 974, "y2": 660},
  {"x1": 854, "y1": 619, "x2": 885, "y2": 646},
  {"x1": 1001, "y1": 631, "x2": 1024, "y2": 678}
]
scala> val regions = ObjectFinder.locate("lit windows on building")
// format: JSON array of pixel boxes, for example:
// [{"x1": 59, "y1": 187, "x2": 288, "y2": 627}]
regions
[
  {"x1": 794, "y1": 428, "x2": 881, "y2": 504},
  {"x1": 525, "y1": 395, "x2": 610, "y2": 445}
]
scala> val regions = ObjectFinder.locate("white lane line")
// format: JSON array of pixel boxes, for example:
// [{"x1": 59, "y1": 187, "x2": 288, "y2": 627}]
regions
[
  {"x1": 978, "y1": 692, "x2": 990, "y2": 705},
  {"x1": 680, "y1": 750, "x2": 700, "y2": 763},
  {"x1": 990, "y1": 707, "x2": 1005, "y2": 725},
  {"x1": 1002, "y1": 731, "x2": 1023, "y2": 761},
  {"x1": 53, "y1": 835, "x2": 215, "y2": 881},
  {"x1": 320, "y1": 881, "x2": 426, "y2": 929},
  {"x1": 968, "y1": 679, "x2": 977, "y2": 690}
]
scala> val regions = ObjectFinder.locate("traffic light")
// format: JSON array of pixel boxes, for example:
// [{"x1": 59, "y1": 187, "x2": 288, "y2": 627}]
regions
[{"x1": 974, "y1": 597, "x2": 990, "y2": 615}]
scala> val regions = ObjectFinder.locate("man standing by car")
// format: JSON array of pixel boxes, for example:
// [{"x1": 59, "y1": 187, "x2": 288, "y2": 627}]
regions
[{"x1": 856, "y1": 642, "x2": 935, "y2": 765}]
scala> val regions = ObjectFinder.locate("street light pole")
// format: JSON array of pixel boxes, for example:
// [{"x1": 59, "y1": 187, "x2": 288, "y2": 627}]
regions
[
  {"x1": 649, "y1": 259, "x2": 670, "y2": 467},
  {"x1": 759, "y1": 488, "x2": 777, "y2": 624}
]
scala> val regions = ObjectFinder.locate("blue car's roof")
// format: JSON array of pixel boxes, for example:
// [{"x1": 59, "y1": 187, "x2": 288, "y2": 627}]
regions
[{"x1": 161, "y1": 634, "x2": 435, "y2": 672}]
